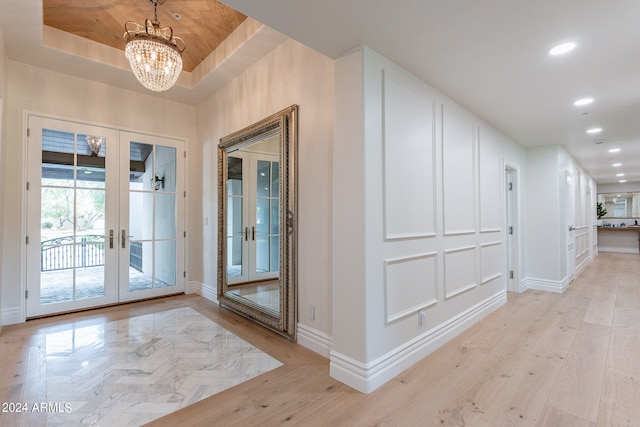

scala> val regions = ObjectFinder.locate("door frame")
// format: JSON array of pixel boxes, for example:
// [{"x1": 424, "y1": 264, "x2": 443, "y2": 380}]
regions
[
  {"x1": 565, "y1": 170, "x2": 576, "y2": 283},
  {"x1": 504, "y1": 162, "x2": 522, "y2": 293},
  {"x1": 21, "y1": 112, "x2": 187, "y2": 320}
]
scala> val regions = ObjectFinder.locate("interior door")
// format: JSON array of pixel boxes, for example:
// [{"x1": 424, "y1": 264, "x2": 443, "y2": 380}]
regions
[
  {"x1": 26, "y1": 116, "x2": 119, "y2": 317},
  {"x1": 505, "y1": 167, "x2": 516, "y2": 292},
  {"x1": 566, "y1": 171, "x2": 576, "y2": 281},
  {"x1": 118, "y1": 132, "x2": 185, "y2": 301}
]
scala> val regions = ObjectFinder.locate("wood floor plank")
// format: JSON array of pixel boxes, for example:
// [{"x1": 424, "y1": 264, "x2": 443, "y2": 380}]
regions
[
  {"x1": 597, "y1": 367, "x2": 640, "y2": 427},
  {"x1": 480, "y1": 352, "x2": 565, "y2": 426},
  {"x1": 537, "y1": 405, "x2": 595, "y2": 427},
  {"x1": 583, "y1": 285, "x2": 617, "y2": 326},
  {"x1": 607, "y1": 328, "x2": 640, "y2": 375},
  {"x1": 547, "y1": 322, "x2": 610, "y2": 422}
]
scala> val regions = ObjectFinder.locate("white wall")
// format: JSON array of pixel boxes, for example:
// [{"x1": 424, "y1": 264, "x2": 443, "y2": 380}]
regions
[
  {"x1": 598, "y1": 182, "x2": 640, "y2": 193},
  {"x1": 1, "y1": 61, "x2": 197, "y2": 323},
  {"x1": 525, "y1": 145, "x2": 596, "y2": 293},
  {"x1": 332, "y1": 47, "x2": 525, "y2": 393},
  {"x1": 0, "y1": 30, "x2": 7, "y2": 331},
  {"x1": 196, "y1": 39, "x2": 335, "y2": 350}
]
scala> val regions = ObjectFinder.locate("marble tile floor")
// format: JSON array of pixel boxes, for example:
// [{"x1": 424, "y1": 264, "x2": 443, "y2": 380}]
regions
[{"x1": 6, "y1": 307, "x2": 282, "y2": 426}]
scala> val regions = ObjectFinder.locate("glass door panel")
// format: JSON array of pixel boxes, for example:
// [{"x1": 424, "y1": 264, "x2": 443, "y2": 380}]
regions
[
  {"x1": 119, "y1": 132, "x2": 184, "y2": 301},
  {"x1": 251, "y1": 157, "x2": 279, "y2": 280},
  {"x1": 225, "y1": 152, "x2": 279, "y2": 284},
  {"x1": 226, "y1": 154, "x2": 249, "y2": 284},
  {"x1": 26, "y1": 117, "x2": 118, "y2": 317}
]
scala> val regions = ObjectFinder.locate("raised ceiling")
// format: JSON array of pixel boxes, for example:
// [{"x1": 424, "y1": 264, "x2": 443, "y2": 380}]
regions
[{"x1": 43, "y1": 0, "x2": 247, "y2": 72}]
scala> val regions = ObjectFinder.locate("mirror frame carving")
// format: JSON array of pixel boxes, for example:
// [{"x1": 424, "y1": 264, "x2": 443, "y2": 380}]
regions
[{"x1": 217, "y1": 105, "x2": 298, "y2": 341}]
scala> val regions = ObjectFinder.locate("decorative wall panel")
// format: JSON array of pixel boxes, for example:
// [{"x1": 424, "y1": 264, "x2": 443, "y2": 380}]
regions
[
  {"x1": 480, "y1": 241, "x2": 503, "y2": 284},
  {"x1": 444, "y1": 246, "x2": 477, "y2": 298},
  {"x1": 442, "y1": 107, "x2": 475, "y2": 235},
  {"x1": 382, "y1": 71, "x2": 437, "y2": 240},
  {"x1": 479, "y1": 128, "x2": 502, "y2": 232},
  {"x1": 384, "y1": 252, "x2": 438, "y2": 323}
]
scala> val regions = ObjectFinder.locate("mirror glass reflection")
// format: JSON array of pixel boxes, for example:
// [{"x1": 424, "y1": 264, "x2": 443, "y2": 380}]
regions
[
  {"x1": 218, "y1": 105, "x2": 297, "y2": 340},
  {"x1": 598, "y1": 192, "x2": 640, "y2": 219},
  {"x1": 225, "y1": 135, "x2": 281, "y2": 314}
]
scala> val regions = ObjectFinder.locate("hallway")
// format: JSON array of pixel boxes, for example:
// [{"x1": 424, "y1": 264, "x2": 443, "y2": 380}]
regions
[{"x1": 1, "y1": 253, "x2": 638, "y2": 426}]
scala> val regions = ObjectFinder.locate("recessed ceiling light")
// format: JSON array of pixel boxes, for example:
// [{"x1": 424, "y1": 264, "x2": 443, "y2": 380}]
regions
[
  {"x1": 619, "y1": 180, "x2": 627, "y2": 183},
  {"x1": 587, "y1": 128, "x2": 602, "y2": 134},
  {"x1": 574, "y1": 98, "x2": 593, "y2": 106},
  {"x1": 617, "y1": 173, "x2": 625, "y2": 177},
  {"x1": 549, "y1": 42, "x2": 576, "y2": 55},
  {"x1": 613, "y1": 163, "x2": 622, "y2": 167},
  {"x1": 608, "y1": 148, "x2": 621, "y2": 153}
]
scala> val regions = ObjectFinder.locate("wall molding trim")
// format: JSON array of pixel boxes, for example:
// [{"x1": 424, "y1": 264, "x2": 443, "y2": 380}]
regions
[
  {"x1": 598, "y1": 247, "x2": 639, "y2": 255},
  {"x1": 329, "y1": 290, "x2": 507, "y2": 393},
  {"x1": 297, "y1": 323, "x2": 333, "y2": 359},
  {"x1": 187, "y1": 281, "x2": 218, "y2": 303},
  {"x1": 2, "y1": 306, "x2": 23, "y2": 326},
  {"x1": 522, "y1": 276, "x2": 571, "y2": 293}
]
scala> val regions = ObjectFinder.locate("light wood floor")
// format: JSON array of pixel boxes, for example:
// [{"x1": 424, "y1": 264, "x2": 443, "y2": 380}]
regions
[{"x1": 1, "y1": 252, "x2": 639, "y2": 426}]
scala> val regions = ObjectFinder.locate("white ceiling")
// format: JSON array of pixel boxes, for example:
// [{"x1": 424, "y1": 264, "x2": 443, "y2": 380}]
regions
[
  {"x1": 1, "y1": 0, "x2": 639, "y2": 185},
  {"x1": 221, "y1": 0, "x2": 640, "y2": 186}
]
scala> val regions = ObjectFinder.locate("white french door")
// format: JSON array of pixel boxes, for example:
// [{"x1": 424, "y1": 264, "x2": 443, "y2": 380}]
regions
[
  {"x1": 118, "y1": 132, "x2": 185, "y2": 302},
  {"x1": 226, "y1": 151, "x2": 280, "y2": 285},
  {"x1": 25, "y1": 116, "x2": 184, "y2": 317}
]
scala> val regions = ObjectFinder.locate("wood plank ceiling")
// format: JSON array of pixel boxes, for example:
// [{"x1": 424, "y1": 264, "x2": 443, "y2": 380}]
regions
[{"x1": 43, "y1": 0, "x2": 248, "y2": 72}]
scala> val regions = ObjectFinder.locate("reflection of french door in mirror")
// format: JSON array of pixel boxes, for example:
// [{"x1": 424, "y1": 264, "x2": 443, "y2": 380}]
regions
[
  {"x1": 26, "y1": 116, "x2": 184, "y2": 317},
  {"x1": 226, "y1": 151, "x2": 280, "y2": 285}
]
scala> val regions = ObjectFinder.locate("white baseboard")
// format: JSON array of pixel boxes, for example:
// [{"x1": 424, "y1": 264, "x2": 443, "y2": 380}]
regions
[
  {"x1": 2, "y1": 306, "x2": 23, "y2": 326},
  {"x1": 522, "y1": 276, "x2": 571, "y2": 293},
  {"x1": 329, "y1": 290, "x2": 507, "y2": 394},
  {"x1": 187, "y1": 281, "x2": 218, "y2": 303},
  {"x1": 297, "y1": 323, "x2": 332, "y2": 359},
  {"x1": 598, "y1": 246, "x2": 639, "y2": 255}
]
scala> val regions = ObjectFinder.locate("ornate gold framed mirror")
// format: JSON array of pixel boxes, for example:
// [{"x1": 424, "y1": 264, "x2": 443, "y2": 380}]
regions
[{"x1": 217, "y1": 105, "x2": 298, "y2": 340}]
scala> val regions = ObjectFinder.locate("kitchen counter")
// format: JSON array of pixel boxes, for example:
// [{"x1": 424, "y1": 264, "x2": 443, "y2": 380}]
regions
[{"x1": 597, "y1": 227, "x2": 640, "y2": 254}]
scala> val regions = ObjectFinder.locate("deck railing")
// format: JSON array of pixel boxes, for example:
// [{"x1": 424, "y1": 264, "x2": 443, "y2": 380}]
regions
[
  {"x1": 41, "y1": 235, "x2": 105, "y2": 272},
  {"x1": 41, "y1": 235, "x2": 144, "y2": 272}
]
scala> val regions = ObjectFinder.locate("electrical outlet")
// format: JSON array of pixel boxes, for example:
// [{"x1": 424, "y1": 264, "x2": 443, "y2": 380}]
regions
[
  {"x1": 418, "y1": 310, "x2": 426, "y2": 326},
  {"x1": 308, "y1": 304, "x2": 315, "y2": 321}
]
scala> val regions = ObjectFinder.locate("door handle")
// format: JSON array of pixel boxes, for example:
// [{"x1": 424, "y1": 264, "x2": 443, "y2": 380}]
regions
[
  {"x1": 109, "y1": 230, "x2": 114, "y2": 249},
  {"x1": 252, "y1": 226, "x2": 255, "y2": 241},
  {"x1": 244, "y1": 226, "x2": 248, "y2": 241},
  {"x1": 122, "y1": 230, "x2": 128, "y2": 248}
]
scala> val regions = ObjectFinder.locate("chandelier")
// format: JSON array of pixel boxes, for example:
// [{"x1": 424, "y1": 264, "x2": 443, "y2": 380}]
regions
[
  {"x1": 124, "y1": 0, "x2": 186, "y2": 92},
  {"x1": 86, "y1": 135, "x2": 105, "y2": 156}
]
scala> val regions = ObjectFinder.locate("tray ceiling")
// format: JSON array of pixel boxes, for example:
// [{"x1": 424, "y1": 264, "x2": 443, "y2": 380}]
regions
[{"x1": 43, "y1": 0, "x2": 247, "y2": 72}]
